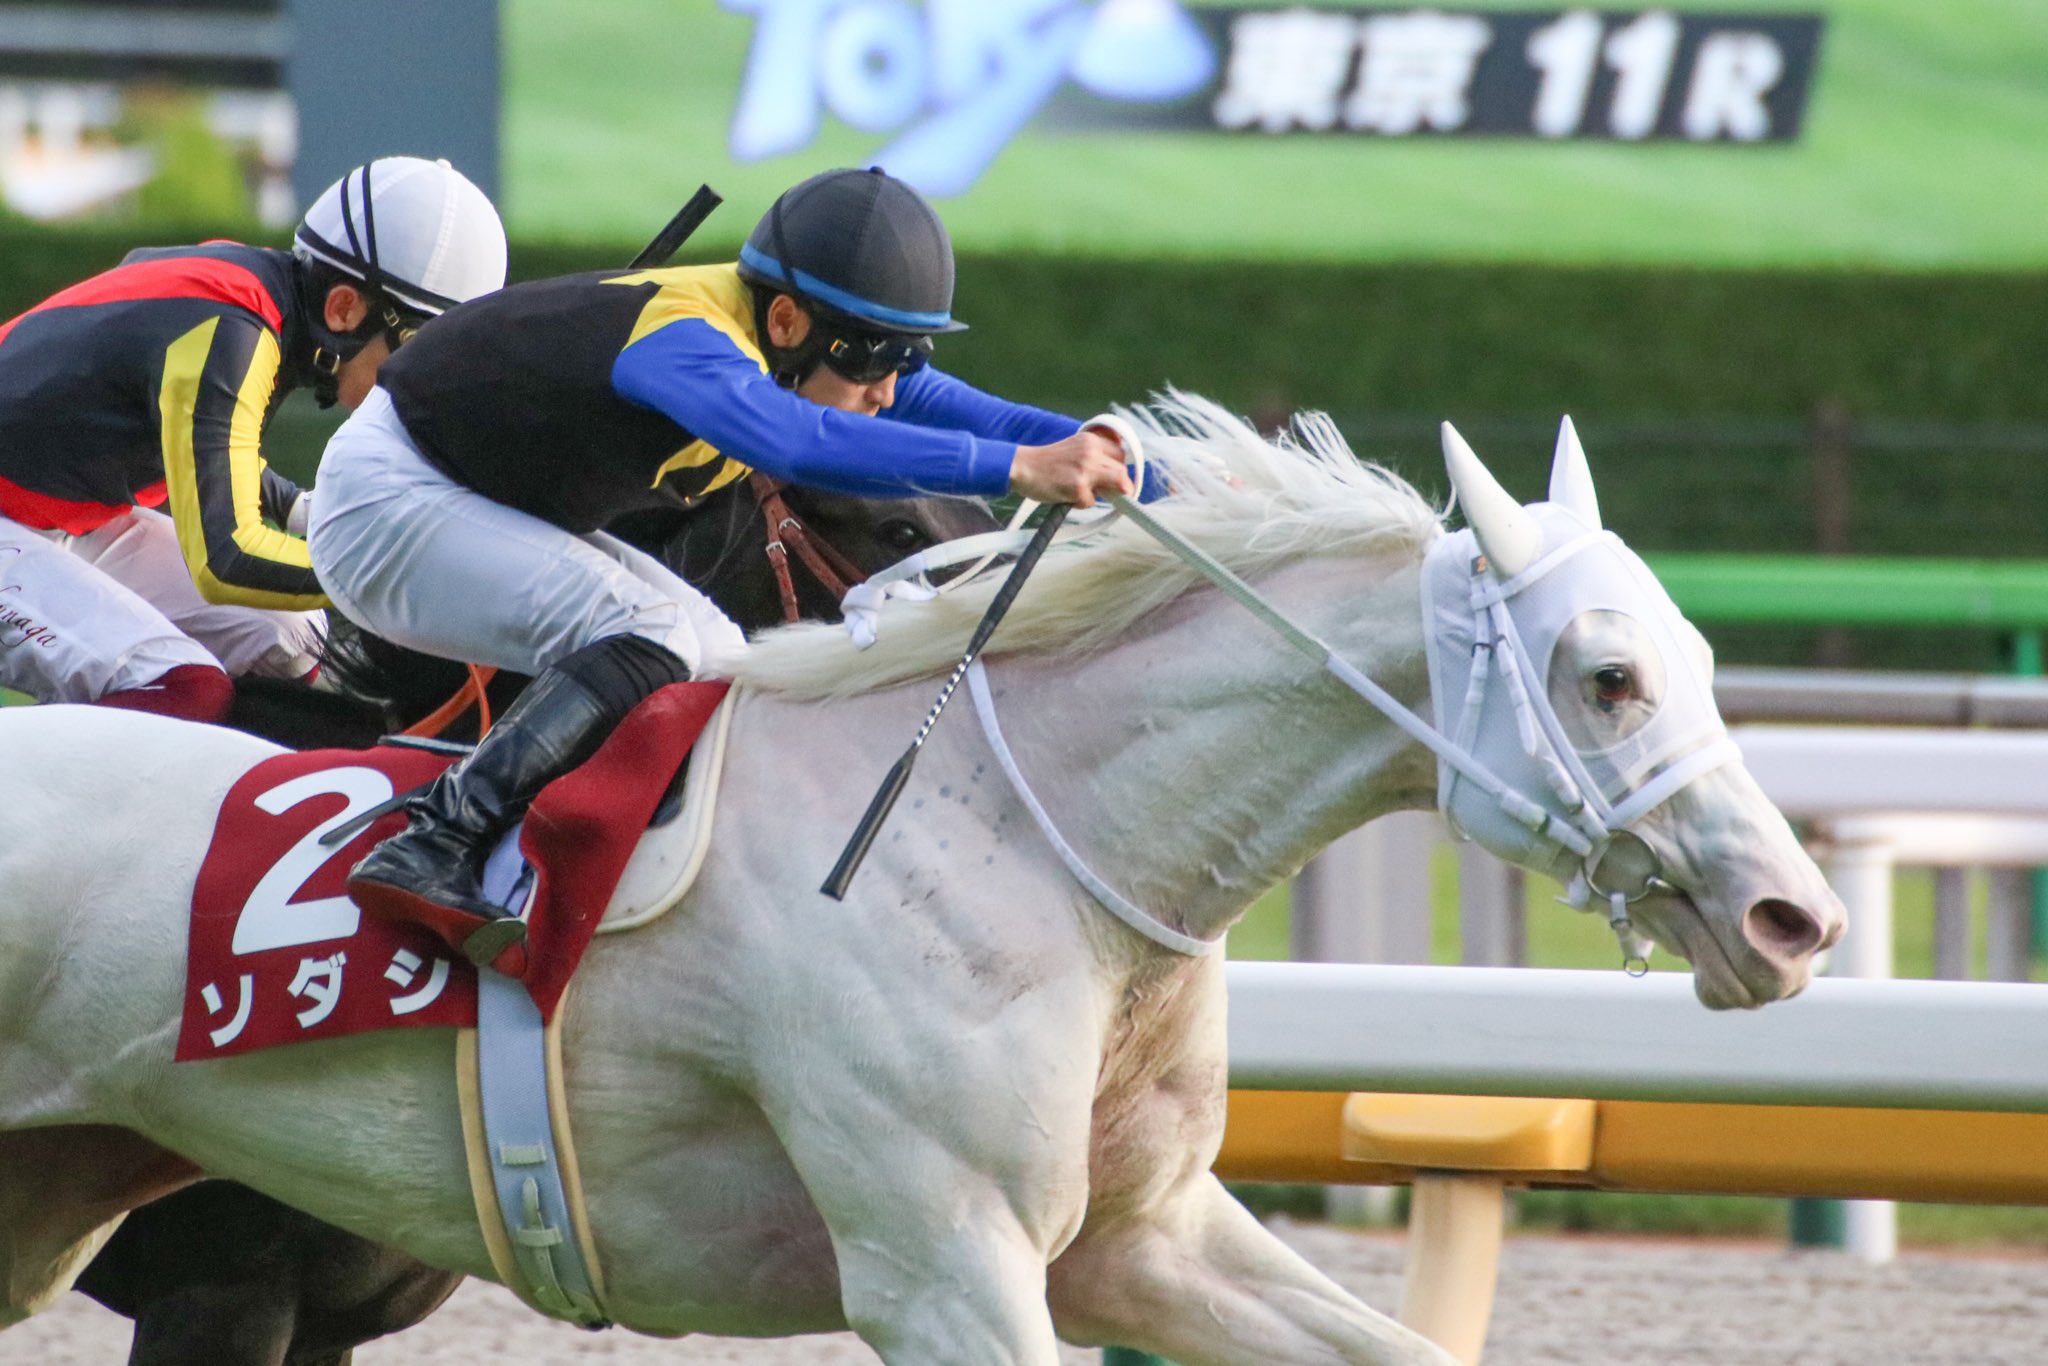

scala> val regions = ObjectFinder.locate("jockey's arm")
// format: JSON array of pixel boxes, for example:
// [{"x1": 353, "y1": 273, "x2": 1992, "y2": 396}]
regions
[
  {"x1": 884, "y1": 363, "x2": 1075, "y2": 445},
  {"x1": 885, "y1": 365, "x2": 1166, "y2": 501},
  {"x1": 612, "y1": 318, "x2": 1014, "y2": 498},
  {"x1": 158, "y1": 311, "x2": 328, "y2": 610},
  {"x1": 258, "y1": 464, "x2": 304, "y2": 530}
]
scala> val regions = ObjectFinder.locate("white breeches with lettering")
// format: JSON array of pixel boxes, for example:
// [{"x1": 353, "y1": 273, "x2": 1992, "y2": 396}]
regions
[
  {"x1": 307, "y1": 386, "x2": 745, "y2": 678},
  {"x1": 0, "y1": 507, "x2": 325, "y2": 702}
]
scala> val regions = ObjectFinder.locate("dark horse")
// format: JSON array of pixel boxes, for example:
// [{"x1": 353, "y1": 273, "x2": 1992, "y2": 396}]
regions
[{"x1": 71, "y1": 476, "x2": 998, "y2": 1365}]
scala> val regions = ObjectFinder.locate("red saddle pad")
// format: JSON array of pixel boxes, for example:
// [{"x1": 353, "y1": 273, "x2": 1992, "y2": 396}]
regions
[{"x1": 177, "y1": 680, "x2": 729, "y2": 1061}]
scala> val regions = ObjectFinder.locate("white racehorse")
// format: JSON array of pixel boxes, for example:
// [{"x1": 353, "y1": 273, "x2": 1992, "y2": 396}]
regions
[{"x1": 0, "y1": 398, "x2": 1843, "y2": 1365}]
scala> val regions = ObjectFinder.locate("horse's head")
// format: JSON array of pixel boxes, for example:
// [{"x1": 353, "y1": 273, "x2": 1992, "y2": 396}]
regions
[
  {"x1": 776, "y1": 484, "x2": 1000, "y2": 594},
  {"x1": 1432, "y1": 419, "x2": 1844, "y2": 1009}
]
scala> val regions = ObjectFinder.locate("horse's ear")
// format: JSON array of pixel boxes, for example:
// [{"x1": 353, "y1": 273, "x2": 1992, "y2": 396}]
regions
[
  {"x1": 1547, "y1": 415, "x2": 1601, "y2": 529},
  {"x1": 1442, "y1": 421, "x2": 1539, "y2": 578}
]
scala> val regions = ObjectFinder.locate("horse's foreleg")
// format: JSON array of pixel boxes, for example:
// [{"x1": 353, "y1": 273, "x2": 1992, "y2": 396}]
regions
[
  {"x1": 1049, "y1": 1174, "x2": 1458, "y2": 1366},
  {"x1": 79, "y1": 1180, "x2": 463, "y2": 1366},
  {"x1": 783, "y1": 1126, "x2": 1067, "y2": 1366},
  {"x1": 835, "y1": 1208, "x2": 1064, "y2": 1366},
  {"x1": 762, "y1": 1077, "x2": 1083, "y2": 1365}
]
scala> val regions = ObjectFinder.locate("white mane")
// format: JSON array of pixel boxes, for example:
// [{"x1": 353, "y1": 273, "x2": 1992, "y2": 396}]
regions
[{"x1": 730, "y1": 391, "x2": 1443, "y2": 700}]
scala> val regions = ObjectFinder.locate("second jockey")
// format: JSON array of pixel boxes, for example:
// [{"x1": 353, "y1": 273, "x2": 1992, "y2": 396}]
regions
[
  {"x1": 0, "y1": 156, "x2": 506, "y2": 722},
  {"x1": 311, "y1": 166, "x2": 1135, "y2": 975}
]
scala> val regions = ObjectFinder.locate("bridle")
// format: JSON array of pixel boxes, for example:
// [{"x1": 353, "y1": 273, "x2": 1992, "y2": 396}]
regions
[
  {"x1": 854, "y1": 447, "x2": 1735, "y2": 970},
  {"x1": 1421, "y1": 520, "x2": 1738, "y2": 970},
  {"x1": 748, "y1": 471, "x2": 870, "y2": 626}
]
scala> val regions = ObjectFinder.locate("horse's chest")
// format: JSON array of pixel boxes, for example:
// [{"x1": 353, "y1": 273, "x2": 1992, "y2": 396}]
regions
[{"x1": 1084, "y1": 965, "x2": 1231, "y2": 1204}]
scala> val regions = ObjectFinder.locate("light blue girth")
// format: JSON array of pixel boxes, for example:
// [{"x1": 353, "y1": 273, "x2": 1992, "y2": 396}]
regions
[{"x1": 472, "y1": 830, "x2": 609, "y2": 1327}]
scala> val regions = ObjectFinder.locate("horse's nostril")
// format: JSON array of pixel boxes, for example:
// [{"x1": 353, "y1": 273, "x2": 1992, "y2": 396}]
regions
[{"x1": 1745, "y1": 898, "x2": 1823, "y2": 959}]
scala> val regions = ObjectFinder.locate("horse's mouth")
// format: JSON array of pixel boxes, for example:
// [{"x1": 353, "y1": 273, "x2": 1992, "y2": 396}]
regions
[
  {"x1": 1691, "y1": 932, "x2": 1764, "y2": 1010},
  {"x1": 1632, "y1": 891, "x2": 1788, "y2": 1011}
]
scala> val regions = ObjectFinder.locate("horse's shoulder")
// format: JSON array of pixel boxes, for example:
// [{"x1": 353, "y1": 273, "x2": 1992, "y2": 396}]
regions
[
  {"x1": 0, "y1": 705, "x2": 282, "y2": 812},
  {"x1": 2, "y1": 701, "x2": 271, "y2": 747}
]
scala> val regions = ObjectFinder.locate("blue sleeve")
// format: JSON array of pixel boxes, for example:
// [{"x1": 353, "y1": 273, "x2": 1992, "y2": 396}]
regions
[
  {"x1": 610, "y1": 319, "x2": 1016, "y2": 499},
  {"x1": 886, "y1": 365, "x2": 1079, "y2": 445},
  {"x1": 890, "y1": 365, "x2": 1167, "y2": 501}
]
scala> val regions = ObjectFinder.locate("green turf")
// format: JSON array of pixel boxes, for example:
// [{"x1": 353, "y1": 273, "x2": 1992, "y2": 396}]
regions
[
  {"x1": 503, "y1": 0, "x2": 2048, "y2": 267},
  {"x1": 1233, "y1": 1180, "x2": 2048, "y2": 1246}
]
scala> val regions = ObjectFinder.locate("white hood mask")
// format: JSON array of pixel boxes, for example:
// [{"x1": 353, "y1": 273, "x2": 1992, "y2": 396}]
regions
[{"x1": 1420, "y1": 423, "x2": 1738, "y2": 896}]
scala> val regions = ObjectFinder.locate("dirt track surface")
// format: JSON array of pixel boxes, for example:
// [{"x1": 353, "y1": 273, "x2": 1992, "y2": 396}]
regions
[{"x1": 11, "y1": 1219, "x2": 2048, "y2": 1364}]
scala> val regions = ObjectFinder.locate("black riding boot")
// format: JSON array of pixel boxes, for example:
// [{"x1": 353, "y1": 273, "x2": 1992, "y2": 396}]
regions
[{"x1": 347, "y1": 635, "x2": 691, "y2": 975}]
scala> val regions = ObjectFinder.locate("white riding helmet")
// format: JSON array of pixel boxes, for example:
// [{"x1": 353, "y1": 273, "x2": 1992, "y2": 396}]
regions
[{"x1": 293, "y1": 156, "x2": 506, "y2": 320}]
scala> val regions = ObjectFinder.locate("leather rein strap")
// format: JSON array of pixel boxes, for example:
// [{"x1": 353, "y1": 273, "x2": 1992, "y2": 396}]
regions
[{"x1": 749, "y1": 470, "x2": 869, "y2": 626}]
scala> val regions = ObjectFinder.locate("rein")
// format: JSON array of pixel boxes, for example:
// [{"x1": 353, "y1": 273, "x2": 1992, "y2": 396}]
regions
[
  {"x1": 1103, "y1": 493, "x2": 1731, "y2": 964},
  {"x1": 967, "y1": 659, "x2": 1221, "y2": 956},
  {"x1": 876, "y1": 489, "x2": 1730, "y2": 966},
  {"x1": 749, "y1": 471, "x2": 870, "y2": 626}
]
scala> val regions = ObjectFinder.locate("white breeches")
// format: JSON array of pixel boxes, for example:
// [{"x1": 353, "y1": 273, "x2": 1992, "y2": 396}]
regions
[
  {"x1": 307, "y1": 387, "x2": 745, "y2": 677},
  {"x1": 0, "y1": 507, "x2": 325, "y2": 703}
]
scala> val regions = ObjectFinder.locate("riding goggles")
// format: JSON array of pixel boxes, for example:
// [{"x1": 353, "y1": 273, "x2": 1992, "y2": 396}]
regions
[{"x1": 820, "y1": 328, "x2": 932, "y2": 384}]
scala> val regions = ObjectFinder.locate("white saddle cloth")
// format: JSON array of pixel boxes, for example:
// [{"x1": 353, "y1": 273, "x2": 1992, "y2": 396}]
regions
[{"x1": 595, "y1": 686, "x2": 737, "y2": 935}]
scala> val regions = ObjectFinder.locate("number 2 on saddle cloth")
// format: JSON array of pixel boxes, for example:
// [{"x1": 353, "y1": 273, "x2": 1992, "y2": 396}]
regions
[{"x1": 176, "y1": 679, "x2": 728, "y2": 1061}]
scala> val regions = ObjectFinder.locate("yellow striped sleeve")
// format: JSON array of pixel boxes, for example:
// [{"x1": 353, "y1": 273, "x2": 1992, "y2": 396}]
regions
[
  {"x1": 159, "y1": 317, "x2": 327, "y2": 610},
  {"x1": 159, "y1": 317, "x2": 218, "y2": 582}
]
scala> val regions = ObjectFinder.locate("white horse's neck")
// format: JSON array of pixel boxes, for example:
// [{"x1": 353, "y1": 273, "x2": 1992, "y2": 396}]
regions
[{"x1": 973, "y1": 550, "x2": 1435, "y2": 947}]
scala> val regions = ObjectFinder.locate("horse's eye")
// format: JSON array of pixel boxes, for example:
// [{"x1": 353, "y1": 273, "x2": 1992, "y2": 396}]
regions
[
  {"x1": 1593, "y1": 665, "x2": 1633, "y2": 704},
  {"x1": 878, "y1": 520, "x2": 925, "y2": 551}
]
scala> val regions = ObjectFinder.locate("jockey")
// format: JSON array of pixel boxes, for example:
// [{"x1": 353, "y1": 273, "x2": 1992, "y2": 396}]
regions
[
  {"x1": 0, "y1": 156, "x2": 506, "y2": 722},
  {"x1": 311, "y1": 165, "x2": 1135, "y2": 974}
]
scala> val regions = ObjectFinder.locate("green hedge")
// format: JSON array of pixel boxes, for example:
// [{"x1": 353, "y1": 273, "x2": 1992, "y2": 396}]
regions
[
  {"x1": 9, "y1": 227, "x2": 2045, "y2": 666},
  {"x1": 542, "y1": 244, "x2": 2048, "y2": 567}
]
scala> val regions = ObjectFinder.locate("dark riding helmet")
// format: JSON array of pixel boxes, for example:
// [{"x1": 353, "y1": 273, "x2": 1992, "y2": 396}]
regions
[{"x1": 738, "y1": 167, "x2": 965, "y2": 385}]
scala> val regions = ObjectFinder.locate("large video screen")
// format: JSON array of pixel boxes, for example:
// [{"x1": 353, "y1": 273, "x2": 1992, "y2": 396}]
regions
[{"x1": 504, "y1": 0, "x2": 2046, "y2": 268}]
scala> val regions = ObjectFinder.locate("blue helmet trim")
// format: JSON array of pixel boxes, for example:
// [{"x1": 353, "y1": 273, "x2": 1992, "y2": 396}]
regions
[{"x1": 739, "y1": 242, "x2": 954, "y2": 332}]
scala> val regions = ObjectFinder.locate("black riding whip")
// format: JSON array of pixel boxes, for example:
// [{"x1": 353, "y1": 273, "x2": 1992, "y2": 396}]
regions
[
  {"x1": 820, "y1": 504, "x2": 1071, "y2": 899},
  {"x1": 630, "y1": 183, "x2": 723, "y2": 269}
]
